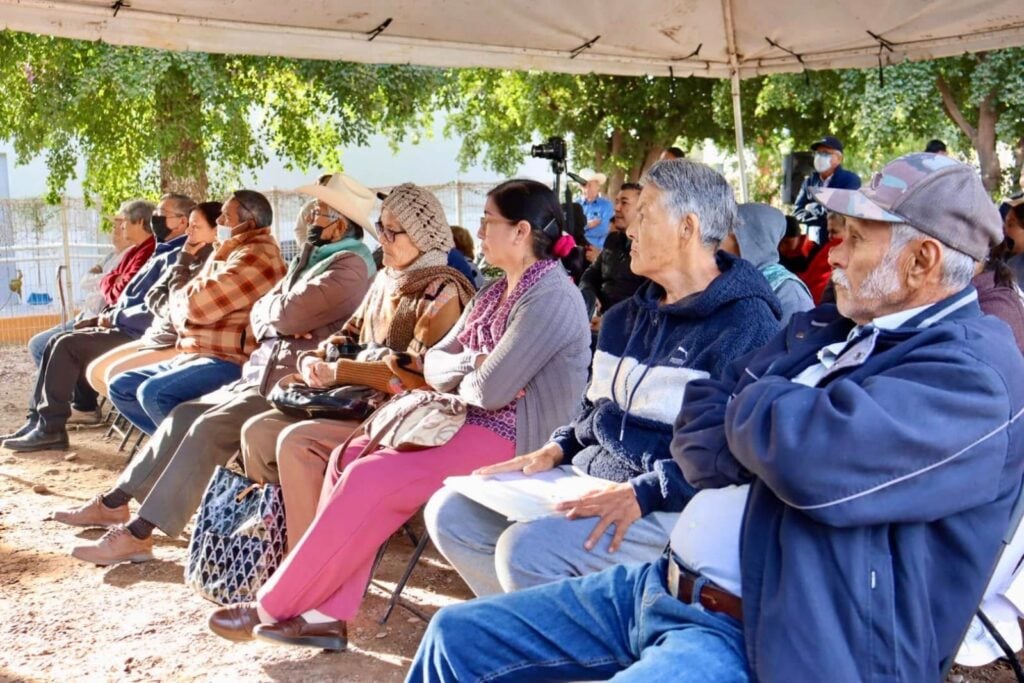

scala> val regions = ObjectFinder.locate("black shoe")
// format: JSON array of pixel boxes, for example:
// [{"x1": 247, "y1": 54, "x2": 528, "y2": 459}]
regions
[
  {"x1": 2, "y1": 427, "x2": 69, "y2": 452},
  {"x1": 0, "y1": 419, "x2": 38, "y2": 441}
]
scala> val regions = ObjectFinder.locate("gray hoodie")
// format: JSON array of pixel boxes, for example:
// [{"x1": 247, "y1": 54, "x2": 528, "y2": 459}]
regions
[{"x1": 736, "y1": 203, "x2": 814, "y2": 324}]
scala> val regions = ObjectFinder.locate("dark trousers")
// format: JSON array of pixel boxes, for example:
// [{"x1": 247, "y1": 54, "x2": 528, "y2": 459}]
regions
[{"x1": 30, "y1": 328, "x2": 132, "y2": 433}]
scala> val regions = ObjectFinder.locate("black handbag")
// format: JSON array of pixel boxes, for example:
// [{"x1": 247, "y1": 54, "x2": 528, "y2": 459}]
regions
[{"x1": 266, "y1": 374, "x2": 385, "y2": 421}]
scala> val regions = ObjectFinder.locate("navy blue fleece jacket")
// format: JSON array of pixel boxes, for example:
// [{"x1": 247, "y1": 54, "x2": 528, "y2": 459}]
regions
[{"x1": 550, "y1": 251, "x2": 781, "y2": 514}]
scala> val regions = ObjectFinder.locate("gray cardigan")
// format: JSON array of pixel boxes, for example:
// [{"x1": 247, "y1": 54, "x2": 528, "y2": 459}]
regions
[{"x1": 425, "y1": 264, "x2": 591, "y2": 455}]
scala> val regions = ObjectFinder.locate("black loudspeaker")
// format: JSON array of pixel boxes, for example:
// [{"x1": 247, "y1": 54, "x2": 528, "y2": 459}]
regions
[{"x1": 782, "y1": 152, "x2": 815, "y2": 205}]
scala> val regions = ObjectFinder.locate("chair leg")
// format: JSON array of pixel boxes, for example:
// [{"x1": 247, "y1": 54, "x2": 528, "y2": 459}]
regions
[
  {"x1": 365, "y1": 537, "x2": 392, "y2": 599},
  {"x1": 402, "y1": 523, "x2": 420, "y2": 547},
  {"x1": 128, "y1": 432, "x2": 146, "y2": 460},
  {"x1": 103, "y1": 409, "x2": 122, "y2": 439},
  {"x1": 379, "y1": 531, "x2": 431, "y2": 625},
  {"x1": 117, "y1": 424, "x2": 135, "y2": 452}
]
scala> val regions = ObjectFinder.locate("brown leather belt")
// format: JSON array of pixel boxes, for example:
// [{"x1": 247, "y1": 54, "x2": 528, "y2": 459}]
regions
[{"x1": 666, "y1": 557, "x2": 743, "y2": 623}]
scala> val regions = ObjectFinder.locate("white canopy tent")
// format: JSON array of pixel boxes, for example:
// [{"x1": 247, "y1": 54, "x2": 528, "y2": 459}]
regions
[{"x1": 3, "y1": 0, "x2": 1024, "y2": 195}]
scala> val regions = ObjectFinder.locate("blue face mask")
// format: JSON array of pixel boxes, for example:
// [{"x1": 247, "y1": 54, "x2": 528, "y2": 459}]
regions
[{"x1": 217, "y1": 225, "x2": 234, "y2": 242}]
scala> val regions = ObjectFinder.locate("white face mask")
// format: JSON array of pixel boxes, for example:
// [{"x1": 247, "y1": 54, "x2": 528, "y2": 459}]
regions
[
  {"x1": 217, "y1": 225, "x2": 234, "y2": 242},
  {"x1": 814, "y1": 153, "x2": 834, "y2": 174}
]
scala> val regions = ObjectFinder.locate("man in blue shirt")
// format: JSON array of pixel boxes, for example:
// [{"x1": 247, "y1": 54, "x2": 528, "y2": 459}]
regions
[
  {"x1": 792, "y1": 135, "x2": 861, "y2": 242},
  {"x1": 576, "y1": 169, "x2": 614, "y2": 249}
]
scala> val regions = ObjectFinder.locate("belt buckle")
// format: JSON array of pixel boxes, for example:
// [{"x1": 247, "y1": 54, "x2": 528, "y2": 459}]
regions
[{"x1": 666, "y1": 555, "x2": 681, "y2": 600}]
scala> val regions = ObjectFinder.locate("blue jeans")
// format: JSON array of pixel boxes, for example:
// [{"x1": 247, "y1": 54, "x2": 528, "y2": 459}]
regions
[
  {"x1": 406, "y1": 557, "x2": 749, "y2": 682},
  {"x1": 28, "y1": 319, "x2": 76, "y2": 367},
  {"x1": 108, "y1": 356, "x2": 241, "y2": 435},
  {"x1": 426, "y1": 484, "x2": 676, "y2": 596}
]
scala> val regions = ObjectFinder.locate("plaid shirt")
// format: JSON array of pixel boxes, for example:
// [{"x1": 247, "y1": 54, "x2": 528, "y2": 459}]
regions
[{"x1": 169, "y1": 226, "x2": 287, "y2": 364}]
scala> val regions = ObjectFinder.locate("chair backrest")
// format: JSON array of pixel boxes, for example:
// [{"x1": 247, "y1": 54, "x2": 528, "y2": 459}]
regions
[
  {"x1": 944, "y1": 476, "x2": 1024, "y2": 679},
  {"x1": 56, "y1": 264, "x2": 68, "y2": 328}
]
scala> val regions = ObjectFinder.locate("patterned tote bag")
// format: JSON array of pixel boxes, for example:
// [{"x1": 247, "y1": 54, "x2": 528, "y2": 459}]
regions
[{"x1": 185, "y1": 465, "x2": 286, "y2": 605}]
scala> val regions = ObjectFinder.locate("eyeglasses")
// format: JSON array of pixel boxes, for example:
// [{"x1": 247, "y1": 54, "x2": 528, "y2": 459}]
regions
[
  {"x1": 375, "y1": 220, "x2": 407, "y2": 244},
  {"x1": 479, "y1": 215, "x2": 518, "y2": 231}
]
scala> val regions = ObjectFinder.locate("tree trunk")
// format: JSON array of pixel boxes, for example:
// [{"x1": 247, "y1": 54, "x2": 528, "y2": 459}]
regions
[
  {"x1": 936, "y1": 71, "x2": 1001, "y2": 194},
  {"x1": 155, "y1": 64, "x2": 209, "y2": 201},
  {"x1": 976, "y1": 92, "x2": 1001, "y2": 193},
  {"x1": 637, "y1": 146, "x2": 663, "y2": 179},
  {"x1": 607, "y1": 129, "x2": 626, "y2": 197},
  {"x1": 1011, "y1": 137, "x2": 1024, "y2": 194}
]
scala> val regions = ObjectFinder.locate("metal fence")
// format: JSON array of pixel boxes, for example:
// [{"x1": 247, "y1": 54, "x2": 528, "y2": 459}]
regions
[{"x1": 0, "y1": 182, "x2": 493, "y2": 345}]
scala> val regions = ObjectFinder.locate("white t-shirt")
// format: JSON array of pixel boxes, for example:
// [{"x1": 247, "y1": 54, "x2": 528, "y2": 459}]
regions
[{"x1": 669, "y1": 304, "x2": 932, "y2": 596}]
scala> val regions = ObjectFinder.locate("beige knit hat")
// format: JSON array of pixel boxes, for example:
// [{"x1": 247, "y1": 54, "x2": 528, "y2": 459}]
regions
[{"x1": 379, "y1": 183, "x2": 454, "y2": 253}]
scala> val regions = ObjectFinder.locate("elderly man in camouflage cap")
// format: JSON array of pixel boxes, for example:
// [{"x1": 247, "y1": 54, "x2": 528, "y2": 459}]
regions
[{"x1": 406, "y1": 153, "x2": 1024, "y2": 682}]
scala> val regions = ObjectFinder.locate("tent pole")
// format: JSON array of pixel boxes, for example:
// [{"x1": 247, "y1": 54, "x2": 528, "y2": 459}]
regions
[
  {"x1": 730, "y1": 68, "x2": 749, "y2": 201},
  {"x1": 721, "y1": 0, "x2": 749, "y2": 201}
]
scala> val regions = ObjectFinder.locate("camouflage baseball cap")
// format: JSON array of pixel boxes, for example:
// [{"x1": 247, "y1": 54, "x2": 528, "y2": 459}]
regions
[{"x1": 812, "y1": 152, "x2": 1002, "y2": 261}]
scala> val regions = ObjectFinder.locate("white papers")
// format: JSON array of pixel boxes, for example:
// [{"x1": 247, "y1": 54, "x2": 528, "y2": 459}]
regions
[{"x1": 442, "y1": 466, "x2": 609, "y2": 522}]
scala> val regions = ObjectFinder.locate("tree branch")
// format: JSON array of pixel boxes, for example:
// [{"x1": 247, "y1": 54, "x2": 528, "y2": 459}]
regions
[{"x1": 936, "y1": 74, "x2": 977, "y2": 143}]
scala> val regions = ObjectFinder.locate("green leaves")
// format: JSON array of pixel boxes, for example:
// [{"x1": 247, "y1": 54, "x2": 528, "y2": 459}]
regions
[
  {"x1": 2, "y1": 27, "x2": 1021, "y2": 215},
  {"x1": 0, "y1": 31, "x2": 442, "y2": 220}
]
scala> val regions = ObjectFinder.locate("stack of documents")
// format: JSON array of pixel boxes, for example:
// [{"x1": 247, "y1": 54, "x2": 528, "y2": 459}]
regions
[{"x1": 443, "y1": 466, "x2": 608, "y2": 522}]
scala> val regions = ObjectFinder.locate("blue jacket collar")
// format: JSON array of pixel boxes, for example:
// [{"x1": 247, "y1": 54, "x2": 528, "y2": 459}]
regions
[{"x1": 154, "y1": 233, "x2": 187, "y2": 254}]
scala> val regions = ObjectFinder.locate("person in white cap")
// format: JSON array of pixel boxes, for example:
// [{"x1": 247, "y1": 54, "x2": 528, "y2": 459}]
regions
[
  {"x1": 576, "y1": 169, "x2": 614, "y2": 249},
  {"x1": 51, "y1": 173, "x2": 378, "y2": 568}
]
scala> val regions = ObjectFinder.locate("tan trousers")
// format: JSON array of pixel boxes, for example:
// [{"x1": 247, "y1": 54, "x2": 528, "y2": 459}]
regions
[
  {"x1": 240, "y1": 410, "x2": 358, "y2": 550},
  {"x1": 87, "y1": 341, "x2": 178, "y2": 398}
]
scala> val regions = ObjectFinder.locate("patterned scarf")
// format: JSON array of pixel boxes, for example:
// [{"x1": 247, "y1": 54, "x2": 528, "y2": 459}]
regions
[
  {"x1": 457, "y1": 259, "x2": 559, "y2": 353},
  {"x1": 361, "y1": 251, "x2": 475, "y2": 353}
]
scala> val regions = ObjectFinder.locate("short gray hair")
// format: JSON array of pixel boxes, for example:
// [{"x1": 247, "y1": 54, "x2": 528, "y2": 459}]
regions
[
  {"x1": 119, "y1": 199, "x2": 156, "y2": 230},
  {"x1": 231, "y1": 190, "x2": 274, "y2": 228},
  {"x1": 160, "y1": 193, "x2": 197, "y2": 218},
  {"x1": 889, "y1": 223, "x2": 976, "y2": 289},
  {"x1": 640, "y1": 159, "x2": 737, "y2": 247},
  {"x1": 318, "y1": 205, "x2": 361, "y2": 240}
]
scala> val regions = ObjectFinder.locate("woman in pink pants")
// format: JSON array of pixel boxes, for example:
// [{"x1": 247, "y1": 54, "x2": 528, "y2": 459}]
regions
[{"x1": 208, "y1": 179, "x2": 592, "y2": 650}]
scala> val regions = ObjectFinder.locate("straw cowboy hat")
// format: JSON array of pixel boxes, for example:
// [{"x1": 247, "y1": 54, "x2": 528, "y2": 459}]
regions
[
  {"x1": 295, "y1": 173, "x2": 376, "y2": 234},
  {"x1": 576, "y1": 169, "x2": 608, "y2": 186}
]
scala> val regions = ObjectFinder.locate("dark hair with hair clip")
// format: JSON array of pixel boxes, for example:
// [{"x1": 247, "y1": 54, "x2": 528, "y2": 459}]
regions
[
  {"x1": 989, "y1": 239, "x2": 1019, "y2": 289},
  {"x1": 487, "y1": 179, "x2": 566, "y2": 261}
]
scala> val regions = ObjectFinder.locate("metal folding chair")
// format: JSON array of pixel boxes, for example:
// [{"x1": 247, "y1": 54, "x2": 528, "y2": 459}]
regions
[
  {"x1": 366, "y1": 518, "x2": 433, "y2": 624},
  {"x1": 944, "y1": 476, "x2": 1024, "y2": 681}
]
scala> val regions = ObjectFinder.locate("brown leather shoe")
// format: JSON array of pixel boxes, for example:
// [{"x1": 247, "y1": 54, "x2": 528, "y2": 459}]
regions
[
  {"x1": 208, "y1": 604, "x2": 262, "y2": 642},
  {"x1": 254, "y1": 616, "x2": 347, "y2": 651},
  {"x1": 70, "y1": 525, "x2": 154, "y2": 566},
  {"x1": 51, "y1": 494, "x2": 129, "y2": 528}
]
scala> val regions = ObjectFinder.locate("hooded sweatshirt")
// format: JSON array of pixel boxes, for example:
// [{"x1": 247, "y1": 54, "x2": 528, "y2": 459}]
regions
[
  {"x1": 736, "y1": 203, "x2": 814, "y2": 325},
  {"x1": 550, "y1": 251, "x2": 782, "y2": 515}
]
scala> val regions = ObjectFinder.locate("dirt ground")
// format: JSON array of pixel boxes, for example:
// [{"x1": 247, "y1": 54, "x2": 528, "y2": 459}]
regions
[
  {"x1": 0, "y1": 346, "x2": 471, "y2": 682},
  {"x1": 0, "y1": 343, "x2": 1023, "y2": 682}
]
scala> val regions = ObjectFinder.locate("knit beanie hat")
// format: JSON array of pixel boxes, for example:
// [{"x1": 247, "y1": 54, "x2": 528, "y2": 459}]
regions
[{"x1": 381, "y1": 183, "x2": 454, "y2": 254}]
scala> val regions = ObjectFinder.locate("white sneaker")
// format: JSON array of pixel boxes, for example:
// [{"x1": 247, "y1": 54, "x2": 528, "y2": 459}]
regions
[{"x1": 66, "y1": 407, "x2": 103, "y2": 427}]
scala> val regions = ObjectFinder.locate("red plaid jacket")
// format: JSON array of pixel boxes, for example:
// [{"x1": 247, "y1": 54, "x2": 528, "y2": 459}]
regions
[{"x1": 169, "y1": 226, "x2": 287, "y2": 364}]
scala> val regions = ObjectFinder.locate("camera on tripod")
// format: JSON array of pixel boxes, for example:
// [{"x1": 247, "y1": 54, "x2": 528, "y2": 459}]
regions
[{"x1": 531, "y1": 136, "x2": 567, "y2": 163}]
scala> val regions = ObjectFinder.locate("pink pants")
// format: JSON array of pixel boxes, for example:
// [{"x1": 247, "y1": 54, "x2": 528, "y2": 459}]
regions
[{"x1": 257, "y1": 424, "x2": 514, "y2": 621}]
